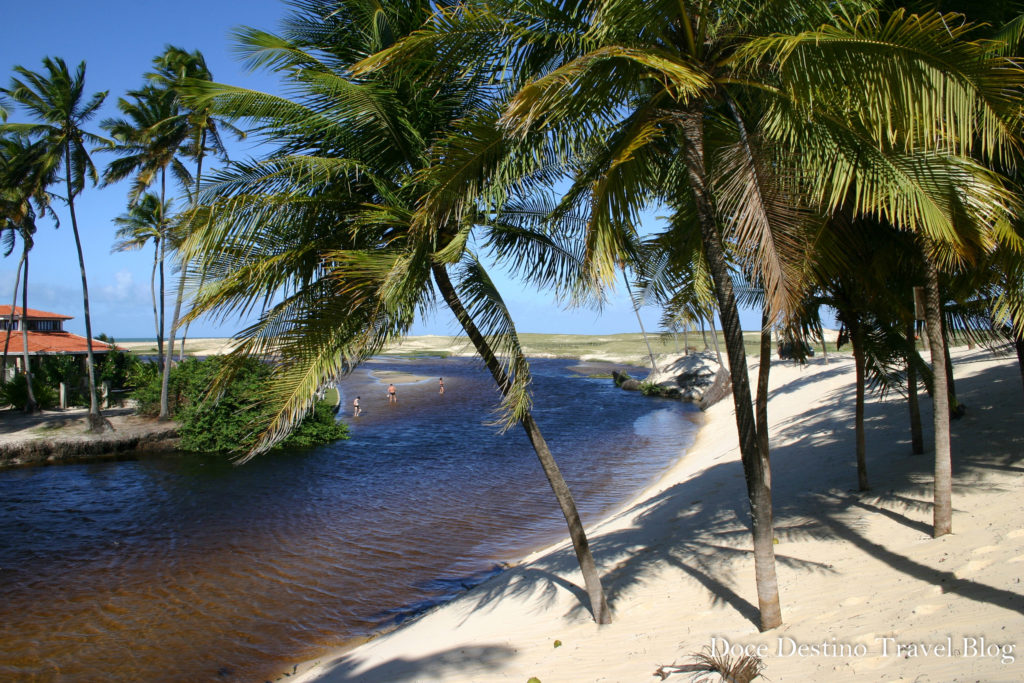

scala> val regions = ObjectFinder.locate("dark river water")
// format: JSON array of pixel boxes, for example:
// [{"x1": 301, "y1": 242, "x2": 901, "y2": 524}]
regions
[{"x1": 0, "y1": 357, "x2": 700, "y2": 682}]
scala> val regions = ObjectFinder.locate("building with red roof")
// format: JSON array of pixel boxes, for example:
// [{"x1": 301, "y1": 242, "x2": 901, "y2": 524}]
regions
[{"x1": 0, "y1": 306, "x2": 114, "y2": 377}]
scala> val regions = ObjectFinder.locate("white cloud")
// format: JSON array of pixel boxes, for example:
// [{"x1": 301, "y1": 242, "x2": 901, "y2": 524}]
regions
[{"x1": 99, "y1": 270, "x2": 148, "y2": 305}]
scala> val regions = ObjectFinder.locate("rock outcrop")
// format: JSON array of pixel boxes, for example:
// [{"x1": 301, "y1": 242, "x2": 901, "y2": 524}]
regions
[{"x1": 613, "y1": 351, "x2": 731, "y2": 409}]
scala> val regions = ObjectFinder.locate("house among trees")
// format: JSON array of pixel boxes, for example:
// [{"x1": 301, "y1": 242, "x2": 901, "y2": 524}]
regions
[{"x1": 0, "y1": 306, "x2": 114, "y2": 380}]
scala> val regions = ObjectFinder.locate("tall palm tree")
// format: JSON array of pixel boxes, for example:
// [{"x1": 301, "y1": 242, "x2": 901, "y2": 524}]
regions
[
  {"x1": 0, "y1": 134, "x2": 53, "y2": 406},
  {"x1": 146, "y1": 46, "x2": 237, "y2": 420},
  {"x1": 179, "y1": 0, "x2": 611, "y2": 623},
  {"x1": 0, "y1": 57, "x2": 110, "y2": 430},
  {"x1": 102, "y1": 84, "x2": 192, "y2": 365},
  {"x1": 392, "y1": 0, "x2": 1024, "y2": 627},
  {"x1": 112, "y1": 192, "x2": 173, "y2": 358}
]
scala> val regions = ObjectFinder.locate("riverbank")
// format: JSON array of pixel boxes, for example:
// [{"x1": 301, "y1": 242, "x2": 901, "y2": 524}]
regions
[
  {"x1": 289, "y1": 344, "x2": 1024, "y2": 682},
  {"x1": 0, "y1": 407, "x2": 179, "y2": 468}
]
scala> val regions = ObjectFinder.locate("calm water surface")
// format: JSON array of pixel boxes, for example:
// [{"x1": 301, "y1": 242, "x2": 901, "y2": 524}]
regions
[{"x1": 0, "y1": 357, "x2": 699, "y2": 682}]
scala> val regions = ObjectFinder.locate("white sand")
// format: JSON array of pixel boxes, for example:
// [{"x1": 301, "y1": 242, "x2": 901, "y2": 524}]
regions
[{"x1": 290, "y1": 345, "x2": 1023, "y2": 682}]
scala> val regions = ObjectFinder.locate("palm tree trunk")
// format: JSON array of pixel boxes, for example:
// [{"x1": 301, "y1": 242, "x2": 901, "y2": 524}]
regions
[
  {"x1": 151, "y1": 240, "x2": 161, "y2": 365},
  {"x1": 159, "y1": 236, "x2": 166, "y2": 365},
  {"x1": 2, "y1": 251, "x2": 25, "y2": 382},
  {"x1": 819, "y1": 328, "x2": 829, "y2": 364},
  {"x1": 161, "y1": 131, "x2": 206, "y2": 419},
  {"x1": 623, "y1": 271, "x2": 658, "y2": 374},
  {"x1": 179, "y1": 323, "x2": 190, "y2": 361},
  {"x1": 709, "y1": 313, "x2": 724, "y2": 366},
  {"x1": 158, "y1": 168, "x2": 166, "y2": 366},
  {"x1": 756, "y1": 302, "x2": 771, "y2": 463},
  {"x1": 1015, "y1": 334, "x2": 1024, "y2": 395},
  {"x1": 158, "y1": 172, "x2": 167, "y2": 365},
  {"x1": 699, "y1": 317, "x2": 708, "y2": 349},
  {"x1": 65, "y1": 152, "x2": 108, "y2": 432},
  {"x1": 160, "y1": 265, "x2": 185, "y2": 420},
  {"x1": 923, "y1": 252, "x2": 952, "y2": 537},
  {"x1": 906, "y1": 320, "x2": 924, "y2": 454},
  {"x1": 431, "y1": 263, "x2": 611, "y2": 625},
  {"x1": 940, "y1": 321, "x2": 960, "y2": 417},
  {"x1": 19, "y1": 252, "x2": 38, "y2": 413},
  {"x1": 851, "y1": 321, "x2": 869, "y2": 490},
  {"x1": 680, "y1": 107, "x2": 781, "y2": 631}
]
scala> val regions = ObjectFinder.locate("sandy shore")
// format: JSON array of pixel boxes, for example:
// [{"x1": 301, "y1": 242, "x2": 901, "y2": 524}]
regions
[{"x1": 288, "y1": 344, "x2": 1024, "y2": 682}]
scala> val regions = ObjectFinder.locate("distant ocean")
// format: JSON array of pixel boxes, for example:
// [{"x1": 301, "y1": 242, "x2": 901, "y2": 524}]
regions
[{"x1": 0, "y1": 356, "x2": 700, "y2": 682}]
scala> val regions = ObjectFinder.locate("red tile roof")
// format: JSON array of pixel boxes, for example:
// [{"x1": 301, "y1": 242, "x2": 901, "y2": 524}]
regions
[
  {"x1": 0, "y1": 306, "x2": 73, "y2": 321},
  {"x1": 0, "y1": 331, "x2": 113, "y2": 355}
]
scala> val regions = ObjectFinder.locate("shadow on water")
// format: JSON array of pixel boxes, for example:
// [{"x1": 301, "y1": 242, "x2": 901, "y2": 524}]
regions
[{"x1": 367, "y1": 563, "x2": 511, "y2": 629}]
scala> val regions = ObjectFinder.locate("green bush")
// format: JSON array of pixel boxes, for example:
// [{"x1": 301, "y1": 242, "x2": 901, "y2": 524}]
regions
[
  {"x1": 27, "y1": 338, "x2": 144, "y2": 408},
  {"x1": 133, "y1": 356, "x2": 348, "y2": 454},
  {"x1": 128, "y1": 360, "x2": 164, "y2": 415},
  {"x1": 95, "y1": 335, "x2": 139, "y2": 389},
  {"x1": 639, "y1": 380, "x2": 663, "y2": 396},
  {"x1": 36, "y1": 355, "x2": 86, "y2": 406},
  {"x1": 280, "y1": 400, "x2": 349, "y2": 449},
  {"x1": 0, "y1": 373, "x2": 59, "y2": 410}
]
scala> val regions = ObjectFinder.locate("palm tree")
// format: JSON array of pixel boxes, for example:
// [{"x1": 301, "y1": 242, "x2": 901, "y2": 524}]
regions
[
  {"x1": 1, "y1": 57, "x2": 110, "y2": 430},
  {"x1": 1, "y1": 130, "x2": 60, "y2": 410},
  {"x1": 146, "y1": 46, "x2": 237, "y2": 420},
  {"x1": 398, "y1": 0, "x2": 1024, "y2": 625},
  {"x1": 112, "y1": 192, "x2": 173, "y2": 358},
  {"x1": 102, "y1": 84, "x2": 192, "y2": 365},
  {"x1": 177, "y1": 0, "x2": 611, "y2": 623}
]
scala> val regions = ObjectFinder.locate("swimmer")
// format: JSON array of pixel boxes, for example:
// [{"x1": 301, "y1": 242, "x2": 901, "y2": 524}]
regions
[
  {"x1": 387, "y1": 383, "x2": 397, "y2": 404},
  {"x1": 439, "y1": 377, "x2": 445, "y2": 395},
  {"x1": 353, "y1": 396, "x2": 361, "y2": 416}
]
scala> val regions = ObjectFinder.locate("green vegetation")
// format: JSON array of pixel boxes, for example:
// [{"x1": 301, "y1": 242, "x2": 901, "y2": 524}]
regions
[
  {"x1": 0, "y1": 336, "x2": 141, "y2": 409},
  {"x1": 0, "y1": 373, "x2": 58, "y2": 410},
  {"x1": 322, "y1": 386, "x2": 340, "y2": 407},
  {"x1": 2, "y1": 58, "x2": 110, "y2": 429},
  {"x1": 132, "y1": 356, "x2": 347, "y2": 454},
  {"x1": 3, "y1": 0, "x2": 1024, "y2": 644},
  {"x1": 639, "y1": 380, "x2": 663, "y2": 397}
]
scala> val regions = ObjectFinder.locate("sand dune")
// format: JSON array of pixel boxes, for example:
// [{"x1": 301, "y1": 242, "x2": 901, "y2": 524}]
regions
[{"x1": 288, "y1": 345, "x2": 1023, "y2": 683}]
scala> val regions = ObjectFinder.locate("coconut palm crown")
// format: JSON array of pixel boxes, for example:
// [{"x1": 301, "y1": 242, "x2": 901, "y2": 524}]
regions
[{"x1": 176, "y1": 0, "x2": 611, "y2": 623}]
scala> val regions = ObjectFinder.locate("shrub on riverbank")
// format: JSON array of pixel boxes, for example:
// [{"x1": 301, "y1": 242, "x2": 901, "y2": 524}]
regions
[
  {"x1": 132, "y1": 356, "x2": 348, "y2": 453},
  {"x1": 0, "y1": 374, "x2": 59, "y2": 410}
]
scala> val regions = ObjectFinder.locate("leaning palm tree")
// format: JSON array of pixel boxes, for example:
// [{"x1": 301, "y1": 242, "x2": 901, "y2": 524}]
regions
[
  {"x1": 384, "y1": 0, "x2": 1024, "y2": 626},
  {"x1": 178, "y1": 0, "x2": 611, "y2": 623},
  {"x1": 1, "y1": 57, "x2": 110, "y2": 430}
]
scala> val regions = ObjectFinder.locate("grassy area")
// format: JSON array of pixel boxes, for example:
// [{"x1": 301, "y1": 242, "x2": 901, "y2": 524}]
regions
[{"x1": 382, "y1": 331, "x2": 825, "y2": 366}]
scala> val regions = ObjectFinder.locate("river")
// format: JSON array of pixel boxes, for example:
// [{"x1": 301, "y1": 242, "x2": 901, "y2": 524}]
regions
[{"x1": 0, "y1": 356, "x2": 700, "y2": 681}]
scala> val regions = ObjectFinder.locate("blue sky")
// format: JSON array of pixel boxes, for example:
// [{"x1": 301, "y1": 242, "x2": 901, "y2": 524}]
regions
[{"x1": 1, "y1": 0, "x2": 761, "y2": 341}]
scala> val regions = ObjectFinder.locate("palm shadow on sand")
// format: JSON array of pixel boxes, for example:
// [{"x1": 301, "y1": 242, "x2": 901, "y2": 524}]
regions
[{"x1": 309, "y1": 353, "x2": 1024, "y2": 681}]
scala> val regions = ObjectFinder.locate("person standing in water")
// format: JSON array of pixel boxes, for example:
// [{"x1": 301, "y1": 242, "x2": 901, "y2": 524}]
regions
[
  {"x1": 387, "y1": 383, "x2": 397, "y2": 404},
  {"x1": 439, "y1": 377, "x2": 445, "y2": 395},
  {"x1": 352, "y1": 396, "x2": 361, "y2": 416}
]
